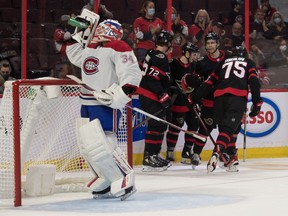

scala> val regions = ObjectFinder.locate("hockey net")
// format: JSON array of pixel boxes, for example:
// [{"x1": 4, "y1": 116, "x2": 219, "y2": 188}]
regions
[{"x1": 0, "y1": 79, "x2": 133, "y2": 206}]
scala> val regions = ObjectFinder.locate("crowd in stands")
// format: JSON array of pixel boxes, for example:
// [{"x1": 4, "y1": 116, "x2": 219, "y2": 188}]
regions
[{"x1": 0, "y1": 0, "x2": 287, "y2": 92}]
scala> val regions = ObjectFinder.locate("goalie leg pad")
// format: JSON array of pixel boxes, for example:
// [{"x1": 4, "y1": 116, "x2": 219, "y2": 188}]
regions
[{"x1": 78, "y1": 119, "x2": 135, "y2": 198}]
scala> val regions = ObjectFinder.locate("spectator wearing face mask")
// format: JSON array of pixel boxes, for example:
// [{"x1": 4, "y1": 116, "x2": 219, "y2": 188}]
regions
[
  {"x1": 133, "y1": 0, "x2": 164, "y2": 62},
  {"x1": 162, "y1": 7, "x2": 189, "y2": 58},
  {"x1": 270, "y1": 39, "x2": 288, "y2": 66},
  {"x1": 259, "y1": 0, "x2": 277, "y2": 23},
  {"x1": 249, "y1": 8, "x2": 269, "y2": 41},
  {"x1": 263, "y1": 11, "x2": 288, "y2": 41}
]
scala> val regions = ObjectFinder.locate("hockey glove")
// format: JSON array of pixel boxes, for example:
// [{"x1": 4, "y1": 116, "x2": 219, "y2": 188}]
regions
[
  {"x1": 158, "y1": 93, "x2": 172, "y2": 109},
  {"x1": 181, "y1": 73, "x2": 202, "y2": 94},
  {"x1": 249, "y1": 99, "x2": 263, "y2": 117},
  {"x1": 187, "y1": 92, "x2": 201, "y2": 106},
  {"x1": 93, "y1": 90, "x2": 113, "y2": 106}
]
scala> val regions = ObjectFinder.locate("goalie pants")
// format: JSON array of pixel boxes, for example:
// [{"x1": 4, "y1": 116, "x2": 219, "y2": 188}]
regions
[{"x1": 81, "y1": 105, "x2": 122, "y2": 132}]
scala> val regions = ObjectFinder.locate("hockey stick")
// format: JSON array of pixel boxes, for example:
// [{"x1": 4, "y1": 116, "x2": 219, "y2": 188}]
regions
[
  {"x1": 133, "y1": 92, "x2": 178, "y2": 130},
  {"x1": 243, "y1": 109, "x2": 247, "y2": 162},
  {"x1": 66, "y1": 75, "x2": 207, "y2": 142},
  {"x1": 192, "y1": 105, "x2": 216, "y2": 146}
]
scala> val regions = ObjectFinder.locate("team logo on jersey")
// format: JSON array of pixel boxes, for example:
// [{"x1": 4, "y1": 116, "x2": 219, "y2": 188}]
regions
[
  {"x1": 204, "y1": 118, "x2": 213, "y2": 126},
  {"x1": 83, "y1": 57, "x2": 99, "y2": 75},
  {"x1": 156, "y1": 53, "x2": 165, "y2": 58}
]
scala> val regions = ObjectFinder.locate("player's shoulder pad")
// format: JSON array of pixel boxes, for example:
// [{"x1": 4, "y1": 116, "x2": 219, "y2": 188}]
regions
[{"x1": 104, "y1": 40, "x2": 132, "y2": 52}]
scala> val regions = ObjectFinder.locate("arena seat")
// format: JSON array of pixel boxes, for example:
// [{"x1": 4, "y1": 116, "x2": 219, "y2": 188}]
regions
[
  {"x1": 207, "y1": 0, "x2": 232, "y2": 12},
  {"x1": 101, "y1": 0, "x2": 127, "y2": 11},
  {"x1": 180, "y1": 0, "x2": 207, "y2": 12}
]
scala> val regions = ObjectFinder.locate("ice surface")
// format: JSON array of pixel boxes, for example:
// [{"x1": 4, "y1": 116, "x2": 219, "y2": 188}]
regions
[{"x1": 1, "y1": 158, "x2": 288, "y2": 216}]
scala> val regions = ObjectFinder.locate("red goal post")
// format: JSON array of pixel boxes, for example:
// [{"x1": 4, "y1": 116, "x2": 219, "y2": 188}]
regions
[{"x1": 0, "y1": 79, "x2": 133, "y2": 207}]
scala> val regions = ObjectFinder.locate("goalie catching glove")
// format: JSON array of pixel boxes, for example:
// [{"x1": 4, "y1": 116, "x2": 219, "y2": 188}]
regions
[
  {"x1": 249, "y1": 99, "x2": 263, "y2": 117},
  {"x1": 93, "y1": 83, "x2": 131, "y2": 110}
]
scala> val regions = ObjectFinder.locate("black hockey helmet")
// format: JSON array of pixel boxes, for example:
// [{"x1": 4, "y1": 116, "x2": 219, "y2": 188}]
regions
[
  {"x1": 233, "y1": 45, "x2": 248, "y2": 57},
  {"x1": 205, "y1": 32, "x2": 220, "y2": 43},
  {"x1": 156, "y1": 30, "x2": 173, "y2": 46},
  {"x1": 182, "y1": 42, "x2": 199, "y2": 55}
]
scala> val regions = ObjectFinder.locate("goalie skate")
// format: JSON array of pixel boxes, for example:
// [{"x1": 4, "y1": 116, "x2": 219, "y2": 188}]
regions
[
  {"x1": 120, "y1": 186, "x2": 137, "y2": 201},
  {"x1": 92, "y1": 186, "x2": 117, "y2": 199}
]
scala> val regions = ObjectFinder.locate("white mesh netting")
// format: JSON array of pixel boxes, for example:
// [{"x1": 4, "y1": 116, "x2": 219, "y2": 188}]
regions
[{"x1": 0, "y1": 80, "x2": 129, "y2": 205}]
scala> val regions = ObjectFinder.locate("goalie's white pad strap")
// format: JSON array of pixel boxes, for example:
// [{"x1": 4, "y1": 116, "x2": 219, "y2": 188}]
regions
[
  {"x1": 106, "y1": 83, "x2": 131, "y2": 109},
  {"x1": 78, "y1": 119, "x2": 133, "y2": 187}
]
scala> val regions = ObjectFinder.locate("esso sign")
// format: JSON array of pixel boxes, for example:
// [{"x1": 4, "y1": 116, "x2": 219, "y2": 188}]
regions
[{"x1": 241, "y1": 97, "x2": 281, "y2": 137}]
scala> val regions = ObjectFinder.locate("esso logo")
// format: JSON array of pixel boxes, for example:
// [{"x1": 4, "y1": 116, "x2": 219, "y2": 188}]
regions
[
  {"x1": 240, "y1": 97, "x2": 281, "y2": 137},
  {"x1": 83, "y1": 57, "x2": 99, "y2": 75}
]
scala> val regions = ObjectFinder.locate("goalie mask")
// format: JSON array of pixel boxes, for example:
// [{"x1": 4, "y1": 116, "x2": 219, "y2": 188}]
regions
[{"x1": 92, "y1": 19, "x2": 123, "y2": 43}]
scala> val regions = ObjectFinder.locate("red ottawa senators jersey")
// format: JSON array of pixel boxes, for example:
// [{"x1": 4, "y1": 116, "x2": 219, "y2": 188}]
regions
[
  {"x1": 206, "y1": 56, "x2": 260, "y2": 100},
  {"x1": 139, "y1": 49, "x2": 171, "y2": 99}
]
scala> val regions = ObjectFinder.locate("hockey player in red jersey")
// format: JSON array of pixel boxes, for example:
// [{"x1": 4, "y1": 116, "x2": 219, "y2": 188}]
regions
[
  {"x1": 192, "y1": 46, "x2": 262, "y2": 173},
  {"x1": 65, "y1": 14, "x2": 142, "y2": 200},
  {"x1": 165, "y1": 42, "x2": 202, "y2": 163},
  {"x1": 137, "y1": 30, "x2": 173, "y2": 172},
  {"x1": 182, "y1": 32, "x2": 229, "y2": 167}
]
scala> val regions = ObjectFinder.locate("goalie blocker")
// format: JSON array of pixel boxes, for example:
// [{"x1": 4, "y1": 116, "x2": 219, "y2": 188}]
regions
[{"x1": 76, "y1": 118, "x2": 136, "y2": 200}]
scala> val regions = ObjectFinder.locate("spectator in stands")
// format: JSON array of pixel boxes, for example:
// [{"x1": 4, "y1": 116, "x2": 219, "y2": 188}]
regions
[
  {"x1": 0, "y1": 42, "x2": 21, "y2": 79},
  {"x1": 121, "y1": 23, "x2": 135, "y2": 49},
  {"x1": 226, "y1": 0, "x2": 244, "y2": 25},
  {"x1": 250, "y1": 44, "x2": 267, "y2": 69},
  {"x1": 270, "y1": 39, "x2": 288, "y2": 67},
  {"x1": 133, "y1": 0, "x2": 164, "y2": 62},
  {"x1": 230, "y1": 22, "x2": 244, "y2": 47},
  {"x1": 222, "y1": 37, "x2": 234, "y2": 53},
  {"x1": 211, "y1": 21, "x2": 226, "y2": 43},
  {"x1": 0, "y1": 59, "x2": 16, "y2": 94},
  {"x1": 83, "y1": 0, "x2": 113, "y2": 21},
  {"x1": 249, "y1": 8, "x2": 269, "y2": 40},
  {"x1": 259, "y1": 0, "x2": 277, "y2": 23},
  {"x1": 54, "y1": 62, "x2": 80, "y2": 79},
  {"x1": 188, "y1": 9, "x2": 212, "y2": 55},
  {"x1": 248, "y1": 51, "x2": 270, "y2": 87},
  {"x1": 162, "y1": 7, "x2": 189, "y2": 58},
  {"x1": 263, "y1": 11, "x2": 288, "y2": 40}
]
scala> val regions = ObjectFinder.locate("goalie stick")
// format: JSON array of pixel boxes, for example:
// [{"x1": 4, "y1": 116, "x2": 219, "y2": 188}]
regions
[{"x1": 66, "y1": 75, "x2": 207, "y2": 142}]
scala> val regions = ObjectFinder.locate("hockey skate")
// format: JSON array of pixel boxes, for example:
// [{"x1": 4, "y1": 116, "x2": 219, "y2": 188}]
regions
[
  {"x1": 119, "y1": 186, "x2": 137, "y2": 201},
  {"x1": 142, "y1": 153, "x2": 168, "y2": 172},
  {"x1": 225, "y1": 149, "x2": 239, "y2": 172},
  {"x1": 166, "y1": 150, "x2": 175, "y2": 162},
  {"x1": 207, "y1": 152, "x2": 219, "y2": 173},
  {"x1": 157, "y1": 154, "x2": 172, "y2": 167},
  {"x1": 92, "y1": 186, "x2": 117, "y2": 199},
  {"x1": 181, "y1": 148, "x2": 193, "y2": 164},
  {"x1": 191, "y1": 153, "x2": 201, "y2": 170}
]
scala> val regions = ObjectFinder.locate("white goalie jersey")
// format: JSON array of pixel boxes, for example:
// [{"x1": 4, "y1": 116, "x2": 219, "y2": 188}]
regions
[{"x1": 66, "y1": 40, "x2": 142, "y2": 106}]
